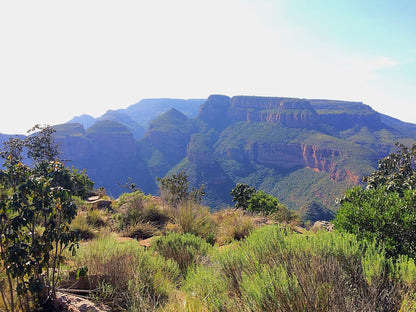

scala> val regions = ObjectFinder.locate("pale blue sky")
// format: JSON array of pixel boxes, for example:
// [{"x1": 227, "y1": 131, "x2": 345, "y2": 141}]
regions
[{"x1": 0, "y1": 0, "x2": 415, "y2": 134}]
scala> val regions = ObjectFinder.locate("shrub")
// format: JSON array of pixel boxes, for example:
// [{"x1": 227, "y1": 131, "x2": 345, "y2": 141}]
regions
[
  {"x1": 0, "y1": 127, "x2": 81, "y2": 310},
  {"x1": 69, "y1": 213, "x2": 96, "y2": 240},
  {"x1": 72, "y1": 233, "x2": 180, "y2": 311},
  {"x1": 122, "y1": 222, "x2": 160, "y2": 240},
  {"x1": 335, "y1": 143, "x2": 416, "y2": 259},
  {"x1": 116, "y1": 190, "x2": 146, "y2": 209},
  {"x1": 189, "y1": 225, "x2": 411, "y2": 312},
  {"x1": 174, "y1": 202, "x2": 216, "y2": 244},
  {"x1": 335, "y1": 186, "x2": 416, "y2": 258},
  {"x1": 215, "y1": 209, "x2": 255, "y2": 244},
  {"x1": 116, "y1": 191, "x2": 170, "y2": 232},
  {"x1": 230, "y1": 183, "x2": 256, "y2": 209},
  {"x1": 86, "y1": 209, "x2": 107, "y2": 228},
  {"x1": 153, "y1": 232, "x2": 210, "y2": 274},
  {"x1": 181, "y1": 266, "x2": 230, "y2": 311},
  {"x1": 247, "y1": 190, "x2": 284, "y2": 213},
  {"x1": 158, "y1": 170, "x2": 205, "y2": 207}
]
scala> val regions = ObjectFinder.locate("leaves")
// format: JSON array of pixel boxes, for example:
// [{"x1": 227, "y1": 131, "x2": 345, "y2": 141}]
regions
[
  {"x1": 0, "y1": 125, "x2": 85, "y2": 310},
  {"x1": 364, "y1": 142, "x2": 416, "y2": 194},
  {"x1": 158, "y1": 170, "x2": 205, "y2": 207}
]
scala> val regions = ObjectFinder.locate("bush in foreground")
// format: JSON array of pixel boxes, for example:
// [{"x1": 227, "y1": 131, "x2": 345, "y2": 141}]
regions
[
  {"x1": 179, "y1": 225, "x2": 416, "y2": 312},
  {"x1": 72, "y1": 233, "x2": 180, "y2": 311},
  {"x1": 153, "y1": 232, "x2": 210, "y2": 274}
]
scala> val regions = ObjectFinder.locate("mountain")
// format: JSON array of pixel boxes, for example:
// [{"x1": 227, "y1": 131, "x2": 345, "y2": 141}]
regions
[
  {"x1": 3, "y1": 95, "x2": 416, "y2": 215},
  {"x1": 67, "y1": 114, "x2": 96, "y2": 130},
  {"x1": 74, "y1": 98, "x2": 206, "y2": 141},
  {"x1": 97, "y1": 110, "x2": 145, "y2": 139},
  {"x1": 53, "y1": 121, "x2": 156, "y2": 197},
  {"x1": 135, "y1": 95, "x2": 416, "y2": 210},
  {"x1": 122, "y1": 98, "x2": 206, "y2": 129}
]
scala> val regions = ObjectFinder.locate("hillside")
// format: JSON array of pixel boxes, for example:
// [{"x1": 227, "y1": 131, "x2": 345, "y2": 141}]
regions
[{"x1": 2, "y1": 95, "x2": 416, "y2": 213}]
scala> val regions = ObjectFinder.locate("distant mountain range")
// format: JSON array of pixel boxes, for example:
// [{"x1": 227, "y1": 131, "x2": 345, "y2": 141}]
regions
[
  {"x1": 2, "y1": 95, "x2": 416, "y2": 218},
  {"x1": 68, "y1": 98, "x2": 205, "y2": 139}
]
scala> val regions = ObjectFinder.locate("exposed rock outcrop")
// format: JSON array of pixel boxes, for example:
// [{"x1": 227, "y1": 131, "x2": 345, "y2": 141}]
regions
[
  {"x1": 227, "y1": 96, "x2": 320, "y2": 128},
  {"x1": 240, "y1": 141, "x2": 358, "y2": 183},
  {"x1": 309, "y1": 99, "x2": 384, "y2": 131}
]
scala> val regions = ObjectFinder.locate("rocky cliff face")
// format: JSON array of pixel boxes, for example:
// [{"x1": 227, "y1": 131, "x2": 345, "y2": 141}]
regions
[
  {"x1": 87, "y1": 120, "x2": 136, "y2": 162},
  {"x1": 198, "y1": 95, "x2": 231, "y2": 130},
  {"x1": 199, "y1": 95, "x2": 320, "y2": 129},
  {"x1": 145, "y1": 109, "x2": 197, "y2": 166},
  {"x1": 187, "y1": 133, "x2": 215, "y2": 166},
  {"x1": 309, "y1": 100, "x2": 384, "y2": 131},
  {"x1": 225, "y1": 141, "x2": 359, "y2": 184},
  {"x1": 227, "y1": 96, "x2": 320, "y2": 128},
  {"x1": 54, "y1": 124, "x2": 90, "y2": 162},
  {"x1": 54, "y1": 121, "x2": 156, "y2": 197}
]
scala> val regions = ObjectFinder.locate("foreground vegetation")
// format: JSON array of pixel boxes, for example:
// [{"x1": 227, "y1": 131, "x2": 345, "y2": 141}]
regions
[
  {"x1": 1, "y1": 127, "x2": 416, "y2": 311},
  {"x1": 66, "y1": 222, "x2": 416, "y2": 312}
]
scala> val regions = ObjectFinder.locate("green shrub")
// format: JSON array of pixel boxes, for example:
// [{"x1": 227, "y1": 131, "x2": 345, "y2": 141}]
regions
[
  {"x1": 182, "y1": 266, "x2": 230, "y2": 311},
  {"x1": 335, "y1": 186, "x2": 416, "y2": 258},
  {"x1": 116, "y1": 190, "x2": 146, "y2": 209},
  {"x1": 247, "y1": 190, "x2": 285, "y2": 214},
  {"x1": 116, "y1": 190, "x2": 170, "y2": 232},
  {"x1": 69, "y1": 213, "x2": 96, "y2": 240},
  {"x1": 153, "y1": 232, "x2": 210, "y2": 274},
  {"x1": 196, "y1": 226, "x2": 409, "y2": 312},
  {"x1": 86, "y1": 209, "x2": 107, "y2": 228},
  {"x1": 72, "y1": 233, "x2": 180, "y2": 311},
  {"x1": 174, "y1": 202, "x2": 216, "y2": 244}
]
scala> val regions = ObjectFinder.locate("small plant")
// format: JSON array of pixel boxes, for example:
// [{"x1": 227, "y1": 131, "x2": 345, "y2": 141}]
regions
[
  {"x1": 69, "y1": 213, "x2": 96, "y2": 240},
  {"x1": 116, "y1": 190, "x2": 170, "y2": 232},
  {"x1": 72, "y1": 233, "x2": 180, "y2": 311},
  {"x1": 215, "y1": 209, "x2": 255, "y2": 245},
  {"x1": 174, "y1": 202, "x2": 216, "y2": 244},
  {"x1": 86, "y1": 209, "x2": 107, "y2": 228},
  {"x1": 153, "y1": 232, "x2": 210, "y2": 274},
  {"x1": 0, "y1": 126, "x2": 83, "y2": 311},
  {"x1": 230, "y1": 183, "x2": 256, "y2": 209},
  {"x1": 158, "y1": 170, "x2": 205, "y2": 207},
  {"x1": 122, "y1": 222, "x2": 159, "y2": 240}
]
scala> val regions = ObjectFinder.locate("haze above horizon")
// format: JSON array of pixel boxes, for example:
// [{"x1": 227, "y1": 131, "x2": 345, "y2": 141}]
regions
[{"x1": 1, "y1": 0, "x2": 415, "y2": 134}]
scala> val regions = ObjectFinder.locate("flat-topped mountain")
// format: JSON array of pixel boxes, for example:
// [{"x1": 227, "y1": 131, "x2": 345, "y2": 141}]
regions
[{"x1": 2, "y1": 95, "x2": 415, "y2": 216}]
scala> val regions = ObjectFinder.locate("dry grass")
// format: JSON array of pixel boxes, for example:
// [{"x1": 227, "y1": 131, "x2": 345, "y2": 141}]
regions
[
  {"x1": 214, "y1": 209, "x2": 256, "y2": 245},
  {"x1": 172, "y1": 201, "x2": 216, "y2": 244}
]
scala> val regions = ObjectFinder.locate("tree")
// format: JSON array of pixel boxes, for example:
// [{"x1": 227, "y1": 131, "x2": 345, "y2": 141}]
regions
[
  {"x1": 230, "y1": 184, "x2": 296, "y2": 222},
  {"x1": 364, "y1": 142, "x2": 416, "y2": 194},
  {"x1": 335, "y1": 186, "x2": 416, "y2": 258},
  {"x1": 157, "y1": 170, "x2": 205, "y2": 207},
  {"x1": 335, "y1": 143, "x2": 416, "y2": 258},
  {"x1": 0, "y1": 125, "x2": 92, "y2": 311},
  {"x1": 246, "y1": 190, "x2": 282, "y2": 213},
  {"x1": 230, "y1": 183, "x2": 256, "y2": 210}
]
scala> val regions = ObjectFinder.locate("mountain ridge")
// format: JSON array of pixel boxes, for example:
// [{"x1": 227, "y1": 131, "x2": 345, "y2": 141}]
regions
[{"x1": 2, "y1": 95, "x2": 416, "y2": 215}]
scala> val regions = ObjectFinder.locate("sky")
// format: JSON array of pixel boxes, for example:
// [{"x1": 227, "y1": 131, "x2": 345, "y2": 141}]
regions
[{"x1": 0, "y1": 0, "x2": 415, "y2": 134}]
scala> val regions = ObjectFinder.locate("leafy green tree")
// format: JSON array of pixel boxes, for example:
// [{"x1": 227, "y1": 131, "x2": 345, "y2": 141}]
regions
[
  {"x1": 0, "y1": 125, "x2": 91, "y2": 311},
  {"x1": 157, "y1": 170, "x2": 205, "y2": 207},
  {"x1": 230, "y1": 183, "x2": 256, "y2": 210},
  {"x1": 335, "y1": 186, "x2": 416, "y2": 258},
  {"x1": 364, "y1": 142, "x2": 416, "y2": 194},
  {"x1": 335, "y1": 143, "x2": 416, "y2": 258},
  {"x1": 25, "y1": 124, "x2": 59, "y2": 162},
  {"x1": 247, "y1": 190, "x2": 281, "y2": 213},
  {"x1": 231, "y1": 184, "x2": 296, "y2": 222}
]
